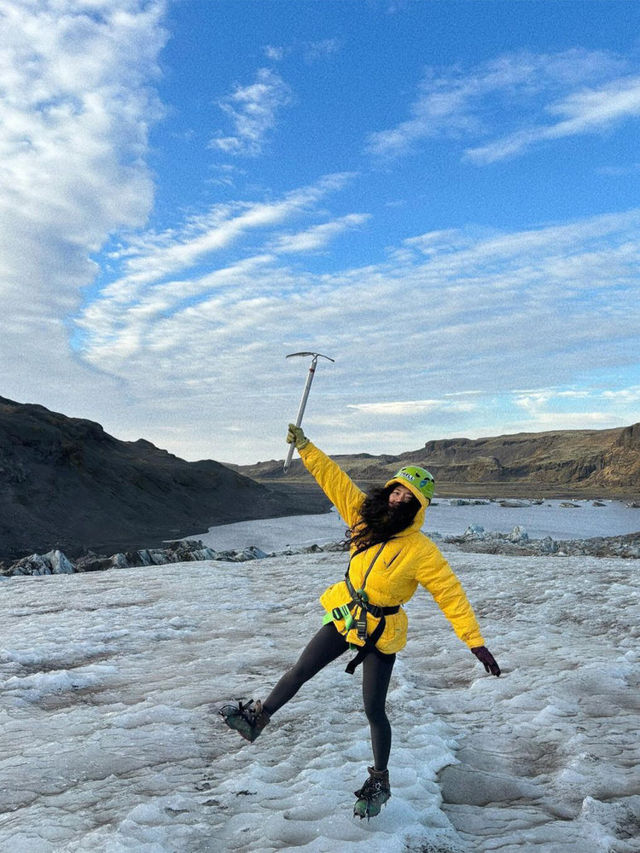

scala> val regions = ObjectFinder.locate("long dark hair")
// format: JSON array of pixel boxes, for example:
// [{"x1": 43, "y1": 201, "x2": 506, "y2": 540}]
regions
[{"x1": 348, "y1": 484, "x2": 420, "y2": 551}]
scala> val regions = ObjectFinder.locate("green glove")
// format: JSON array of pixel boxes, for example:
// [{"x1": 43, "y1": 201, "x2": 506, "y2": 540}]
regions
[{"x1": 287, "y1": 423, "x2": 309, "y2": 450}]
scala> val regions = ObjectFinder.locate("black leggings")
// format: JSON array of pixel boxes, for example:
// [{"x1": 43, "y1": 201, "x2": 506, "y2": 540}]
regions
[{"x1": 262, "y1": 623, "x2": 396, "y2": 771}]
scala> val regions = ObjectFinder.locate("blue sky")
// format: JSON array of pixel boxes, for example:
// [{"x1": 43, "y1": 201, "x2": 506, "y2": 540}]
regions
[{"x1": 1, "y1": 0, "x2": 639, "y2": 463}]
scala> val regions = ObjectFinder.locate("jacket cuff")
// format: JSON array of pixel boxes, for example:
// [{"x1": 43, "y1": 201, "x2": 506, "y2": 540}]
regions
[
  {"x1": 298, "y1": 440, "x2": 315, "y2": 459},
  {"x1": 464, "y1": 633, "x2": 485, "y2": 648}
]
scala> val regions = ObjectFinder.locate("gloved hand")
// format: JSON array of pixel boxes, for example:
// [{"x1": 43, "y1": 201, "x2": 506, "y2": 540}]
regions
[
  {"x1": 471, "y1": 646, "x2": 501, "y2": 677},
  {"x1": 287, "y1": 423, "x2": 309, "y2": 450}
]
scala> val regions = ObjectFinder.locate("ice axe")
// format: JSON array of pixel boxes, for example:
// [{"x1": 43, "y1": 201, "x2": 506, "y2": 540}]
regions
[{"x1": 283, "y1": 351, "x2": 335, "y2": 473}]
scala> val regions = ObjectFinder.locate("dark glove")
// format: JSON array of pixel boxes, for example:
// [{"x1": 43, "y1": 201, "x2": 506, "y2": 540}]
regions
[
  {"x1": 287, "y1": 423, "x2": 309, "y2": 450},
  {"x1": 471, "y1": 646, "x2": 501, "y2": 677}
]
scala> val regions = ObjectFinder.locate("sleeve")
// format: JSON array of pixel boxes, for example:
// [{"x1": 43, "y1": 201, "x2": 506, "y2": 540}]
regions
[
  {"x1": 414, "y1": 541, "x2": 485, "y2": 648},
  {"x1": 298, "y1": 441, "x2": 365, "y2": 528}
]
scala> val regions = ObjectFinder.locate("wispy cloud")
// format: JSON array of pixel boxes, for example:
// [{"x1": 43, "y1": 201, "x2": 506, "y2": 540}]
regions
[
  {"x1": 348, "y1": 398, "x2": 477, "y2": 416},
  {"x1": 263, "y1": 45, "x2": 285, "y2": 61},
  {"x1": 271, "y1": 213, "x2": 371, "y2": 253},
  {"x1": 99, "y1": 172, "x2": 353, "y2": 286},
  {"x1": 210, "y1": 68, "x2": 292, "y2": 156},
  {"x1": 515, "y1": 389, "x2": 591, "y2": 417},
  {"x1": 597, "y1": 162, "x2": 640, "y2": 176},
  {"x1": 261, "y1": 38, "x2": 341, "y2": 64},
  {"x1": 366, "y1": 48, "x2": 633, "y2": 162},
  {"x1": 304, "y1": 38, "x2": 340, "y2": 63},
  {"x1": 602, "y1": 386, "x2": 640, "y2": 404},
  {"x1": 467, "y1": 74, "x2": 640, "y2": 163},
  {"x1": 511, "y1": 387, "x2": 634, "y2": 432},
  {"x1": 74, "y1": 194, "x2": 640, "y2": 457},
  {"x1": 74, "y1": 173, "x2": 356, "y2": 366}
]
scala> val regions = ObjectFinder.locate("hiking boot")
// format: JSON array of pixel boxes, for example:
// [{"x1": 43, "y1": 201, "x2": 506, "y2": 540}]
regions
[
  {"x1": 353, "y1": 766, "x2": 391, "y2": 819},
  {"x1": 219, "y1": 700, "x2": 271, "y2": 743}
]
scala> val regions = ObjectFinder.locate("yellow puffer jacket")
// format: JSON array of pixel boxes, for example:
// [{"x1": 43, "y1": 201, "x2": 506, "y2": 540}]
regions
[{"x1": 299, "y1": 441, "x2": 485, "y2": 654}]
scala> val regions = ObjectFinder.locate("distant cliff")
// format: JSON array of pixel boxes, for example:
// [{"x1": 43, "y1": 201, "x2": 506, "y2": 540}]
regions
[
  {"x1": 0, "y1": 397, "x2": 327, "y2": 561},
  {"x1": 235, "y1": 424, "x2": 640, "y2": 499}
]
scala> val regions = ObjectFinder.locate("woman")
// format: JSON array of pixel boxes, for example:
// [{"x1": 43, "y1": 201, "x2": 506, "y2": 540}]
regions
[{"x1": 220, "y1": 424, "x2": 500, "y2": 820}]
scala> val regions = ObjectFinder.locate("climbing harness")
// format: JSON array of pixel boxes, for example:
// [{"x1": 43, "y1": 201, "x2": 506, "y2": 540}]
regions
[{"x1": 322, "y1": 541, "x2": 401, "y2": 674}]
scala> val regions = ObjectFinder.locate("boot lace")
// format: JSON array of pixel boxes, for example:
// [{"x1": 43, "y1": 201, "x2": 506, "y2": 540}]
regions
[{"x1": 239, "y1": 700, "x2": 264, "y2": 723}]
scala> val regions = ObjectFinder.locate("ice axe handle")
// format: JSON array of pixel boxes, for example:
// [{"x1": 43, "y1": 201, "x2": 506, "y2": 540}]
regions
[
  {"x1": 283, "y1": 443, "x2": 296, "y2": 475},
  {"x1": 283, "y1": 359, "x2": 317, "y2": 473}
]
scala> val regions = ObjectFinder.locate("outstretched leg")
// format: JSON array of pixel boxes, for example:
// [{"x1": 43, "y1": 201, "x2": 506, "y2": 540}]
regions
[
  {"x1": 220, "y1": 623, "x2": 347, "y2": 742},
  {"x1": 263, "y1": 622, "x2": 348, "y2": 716}
]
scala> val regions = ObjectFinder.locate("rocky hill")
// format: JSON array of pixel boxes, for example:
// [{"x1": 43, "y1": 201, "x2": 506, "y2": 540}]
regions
[
  {"x1": 235, "y1": 424, "x2": 640, "y2": 500},
  {"x1": 0, "y1": 397, "x2": 328, "y2": 562}
]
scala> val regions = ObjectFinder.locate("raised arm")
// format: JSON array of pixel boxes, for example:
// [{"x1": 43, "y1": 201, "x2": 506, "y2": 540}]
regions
[{"x1": 287, "y1": 425, "x2": 364, "y2": 528}]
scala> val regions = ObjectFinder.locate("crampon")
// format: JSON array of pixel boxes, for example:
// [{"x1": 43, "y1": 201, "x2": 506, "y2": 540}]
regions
[
  {"x1": 218, "y1": 699, "x2": 270, "y2": 743},
  {"x1": 353, "y1": 766, "x2": 391, "y2": 820}
]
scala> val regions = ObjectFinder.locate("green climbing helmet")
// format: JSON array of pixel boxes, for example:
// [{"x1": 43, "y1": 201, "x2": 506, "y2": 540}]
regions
[{"x1": 388, "y1": 465, "x2": 435, "y2": 503}]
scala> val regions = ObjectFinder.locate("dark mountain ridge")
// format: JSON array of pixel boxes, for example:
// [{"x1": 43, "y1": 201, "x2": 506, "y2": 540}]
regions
[
  {"x1": 0, "y1": 397, "x2": 327, "y2": 562},
  {"x1": 235, "y1": 423, "x2": 640, "y2": 499}
]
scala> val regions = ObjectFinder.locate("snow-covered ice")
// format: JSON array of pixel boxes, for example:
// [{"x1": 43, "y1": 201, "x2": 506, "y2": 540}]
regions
[{"x1": 1, "y1": 521, "x2": 639, "y2": 851}]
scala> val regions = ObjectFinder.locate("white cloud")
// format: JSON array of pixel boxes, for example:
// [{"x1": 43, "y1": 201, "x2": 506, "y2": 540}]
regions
[
  {"x1": 508, "y1": 385, "x2": 640, "y2": 434},
  {"x1": 347, "y1": 399, "x2": 476, "y2": 416},
  {"x1": 366, "y1": 48, "x2": 634, "y2": 162},
  {"x1": 467, "y1": 75, "x2": 640, "y2": 164},
  {"x1": 272, "y1": 214, "x2": 371, "y2": 254},
  {"x1": 263, "y1": 45, "x2": 284, "y2": 61},
  {"x1": 602, "y1": 386, "x2": 640, "y2": 404},
  {"x1": 0, "y1": 0, "x2": 167, "y2": 408},
  {"x1": 514, "y1": 389, "x2": 590, "y2": 417},
  {"x1": 261, "y1": 38, "x2": 340, "y2": 65},
  {"x1": 303, "y1": 38, "x2": 340, "y2": 62},
  {"x1": 210, "y1": 68, "x2": 292, "y2": 157},
  {"x1": 597, "y1": 162, "x2": 640, "y2": 176},
  {"x1": 513, "y1": 410, "x2": 618, "y2": 431}
]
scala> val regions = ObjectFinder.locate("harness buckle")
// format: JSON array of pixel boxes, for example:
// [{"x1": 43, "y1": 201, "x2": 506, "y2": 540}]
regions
[{"x1": 330, "y1": 603, "x2": 355, "y2": 631}]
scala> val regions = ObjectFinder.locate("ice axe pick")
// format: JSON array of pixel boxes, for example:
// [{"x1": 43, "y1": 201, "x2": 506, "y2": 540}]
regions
[{"x1": 283, "y1": 351, "x2": 335, "y2": 473}]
